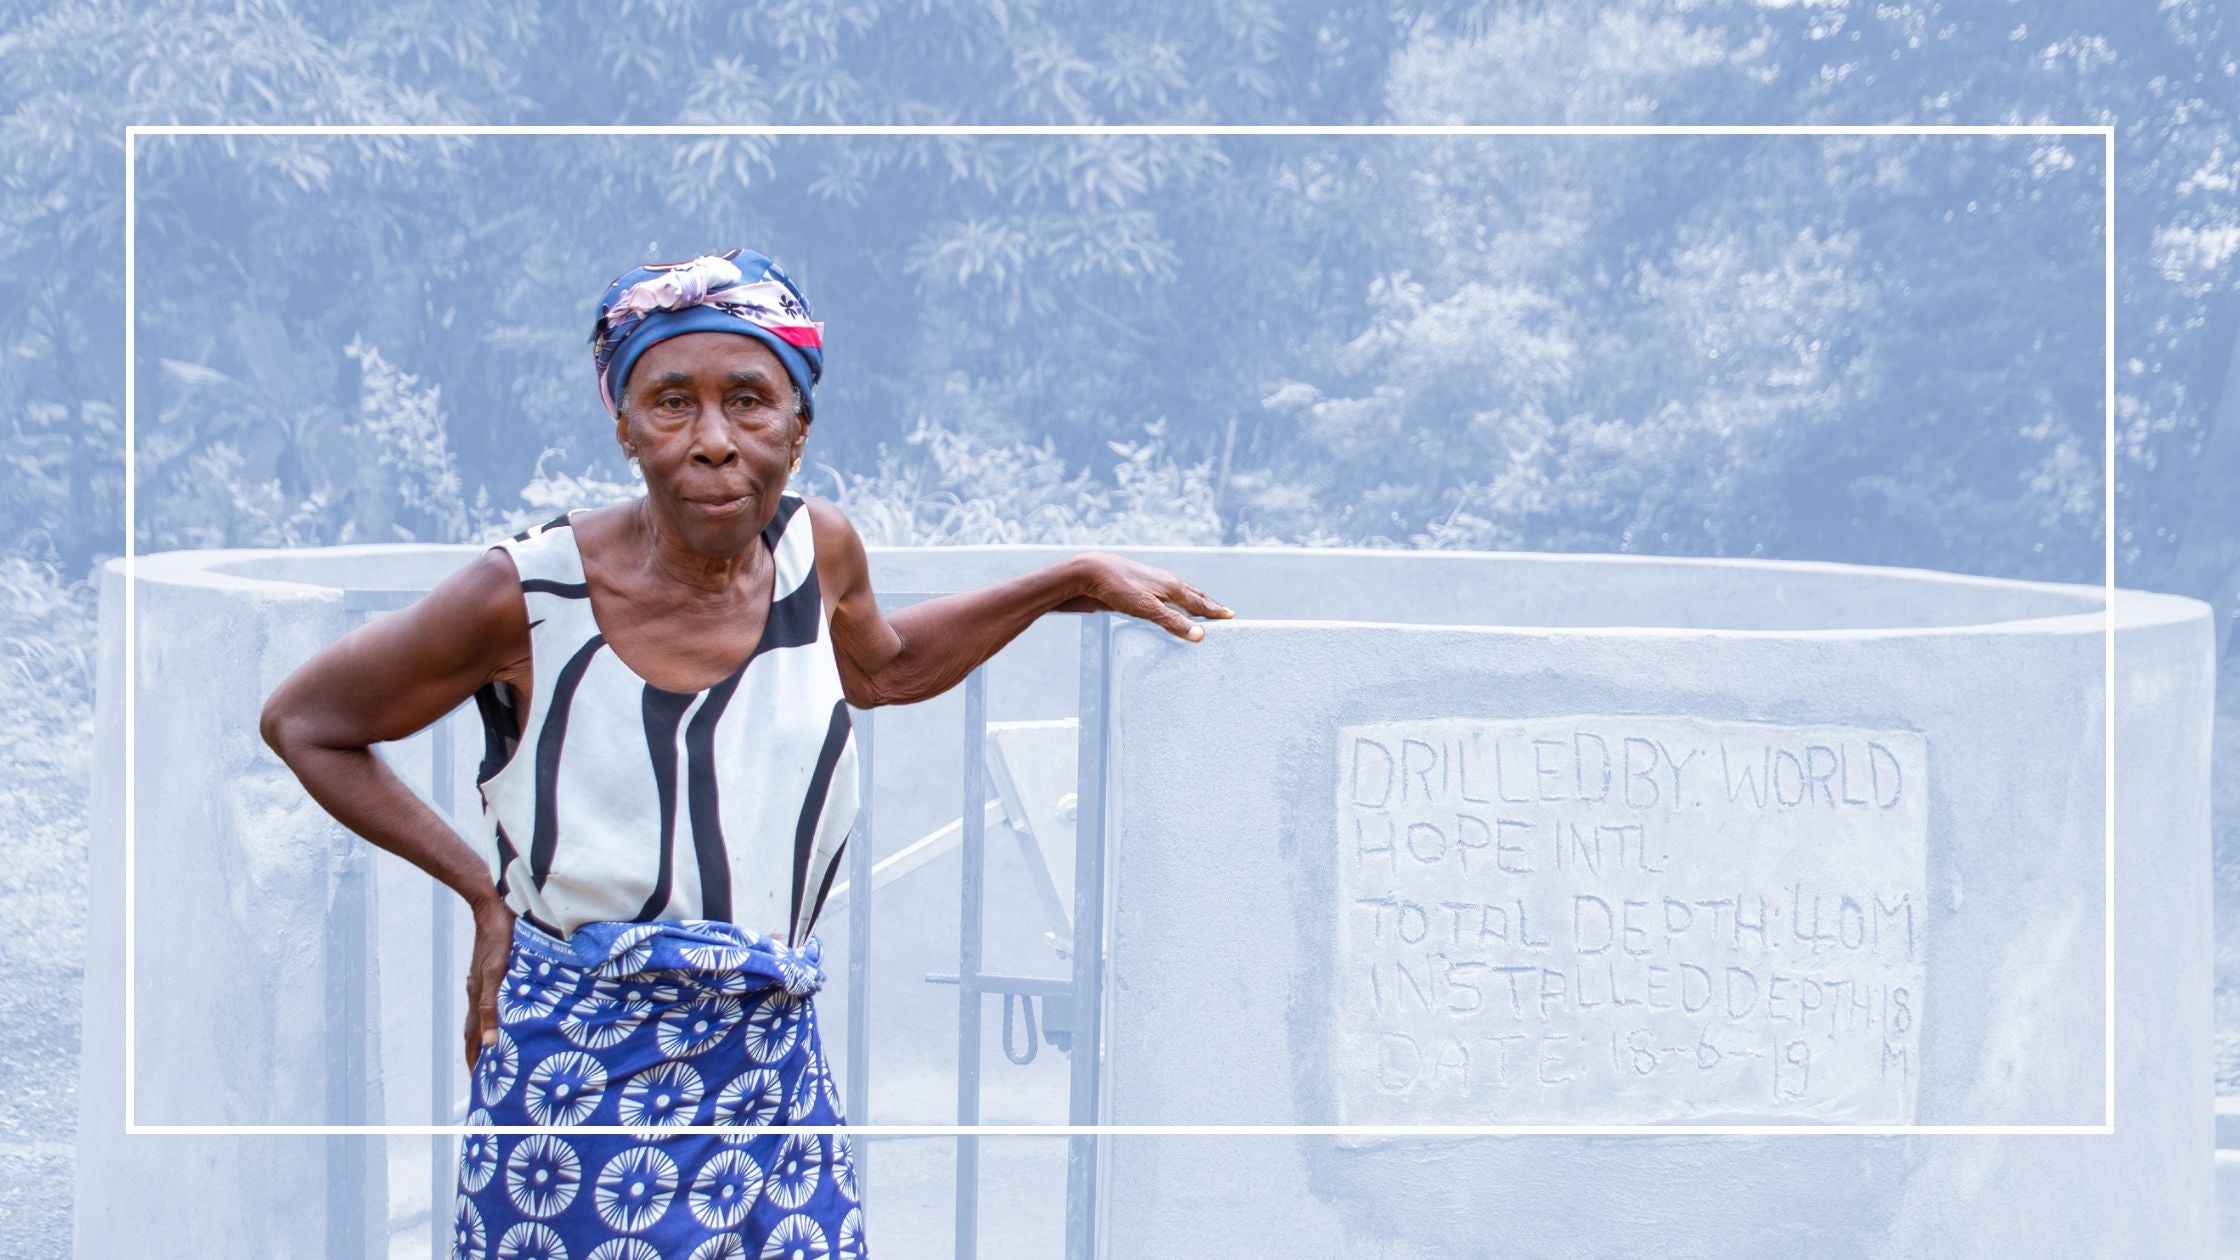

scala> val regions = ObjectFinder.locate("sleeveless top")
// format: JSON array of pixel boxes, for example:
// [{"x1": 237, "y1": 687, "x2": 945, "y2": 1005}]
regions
[{"x1": 468, "y1": 490, "x2": 861, "y2": 949}]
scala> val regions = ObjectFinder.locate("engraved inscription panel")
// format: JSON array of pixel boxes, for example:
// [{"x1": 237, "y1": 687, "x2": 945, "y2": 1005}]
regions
[{"x1": 1336, "y1": 716, "x2": 1927, "y2": 1125}]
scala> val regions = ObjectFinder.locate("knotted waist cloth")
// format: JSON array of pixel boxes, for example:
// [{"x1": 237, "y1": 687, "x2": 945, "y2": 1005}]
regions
[{"x1": 450, "y1": 916, "x2": 869, "y2": 1258}]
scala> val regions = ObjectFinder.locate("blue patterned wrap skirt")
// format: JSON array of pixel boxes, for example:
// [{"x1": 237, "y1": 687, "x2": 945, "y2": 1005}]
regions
[{"x1": 450, "y1": 916, "x2": 869, "y2": 1260}]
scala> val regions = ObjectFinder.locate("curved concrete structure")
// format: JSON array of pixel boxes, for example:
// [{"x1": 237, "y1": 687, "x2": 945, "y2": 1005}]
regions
[{"x1": 78, "y1": 540, "x2": 2211, "y2": 1256}]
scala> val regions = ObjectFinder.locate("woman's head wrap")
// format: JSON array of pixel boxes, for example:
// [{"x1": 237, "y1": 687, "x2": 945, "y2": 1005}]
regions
[{"x1": 590, "y1": 247, "x2": 824, "y2": 421}]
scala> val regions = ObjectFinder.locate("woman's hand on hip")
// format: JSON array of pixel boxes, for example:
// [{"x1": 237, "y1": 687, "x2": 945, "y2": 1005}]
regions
[
  {"x1": 1055, "y1": 554, "x2": 1234, "y2": 641},
  {"x1": 463, "y1": 899, "x2": 518, "y2": 1073}
]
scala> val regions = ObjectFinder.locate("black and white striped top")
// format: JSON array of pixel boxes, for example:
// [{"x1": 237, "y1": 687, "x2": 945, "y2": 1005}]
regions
[{"x1": 469, "y1": 490, "x2": 860, "y2": 948}]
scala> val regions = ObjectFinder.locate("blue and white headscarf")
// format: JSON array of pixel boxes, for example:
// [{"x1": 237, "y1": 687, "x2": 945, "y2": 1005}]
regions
[{"x1": 590, "y1": 247, "x2": 825, "y2": 421}]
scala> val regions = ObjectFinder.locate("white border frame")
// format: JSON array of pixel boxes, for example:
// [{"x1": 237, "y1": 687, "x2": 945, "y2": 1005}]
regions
[{"x1": 122, "y1": 122, "x2": 2114, "y2": 1134}]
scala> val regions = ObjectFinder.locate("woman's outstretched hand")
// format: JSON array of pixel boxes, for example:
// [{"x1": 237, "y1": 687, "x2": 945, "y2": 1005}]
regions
[
  {"x1": 1055, "y1": 554, "x2": 1234, "y2": 641},
  {"x1": 463, "y1": 898, "x2": 518, "y2": 1073}
]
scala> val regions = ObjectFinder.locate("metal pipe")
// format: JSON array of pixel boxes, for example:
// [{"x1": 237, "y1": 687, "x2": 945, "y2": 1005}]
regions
[
  {"x1": 326, "y1": 679, "x2": 370, "y2": 1257},
  {"x1": 1065, "y1": 611, "x2": 1112, "y2": 1260},
  {"x1": 955, "y1": 665, "x2": 987, "y2": 1260},
  {"x1": 430, "y1": 712, "x2": 456, "y2": 1257},
  {"x1": 323, "y1": 600, "x2": 400, "y2": 1259},
  {"x1": 847, "y1": 702, "x2": 875, "y2": 1201}
]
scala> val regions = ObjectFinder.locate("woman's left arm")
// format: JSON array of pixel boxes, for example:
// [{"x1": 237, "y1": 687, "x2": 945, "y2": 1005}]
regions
[{"x1": 804, "y1": 496, "x2": 1232, "y2": 709}]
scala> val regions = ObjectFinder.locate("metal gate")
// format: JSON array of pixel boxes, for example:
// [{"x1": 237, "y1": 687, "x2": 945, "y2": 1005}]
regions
[{"x1": 333, "y1": 587, "x2": 1114, "y2": 1259}]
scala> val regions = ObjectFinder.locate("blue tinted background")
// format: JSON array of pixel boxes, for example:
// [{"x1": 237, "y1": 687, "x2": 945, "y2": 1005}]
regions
[
  {"x1": 126, "y1": 130, "x2": 2111, "y2": 576},
  {"x1": 4, "y1": 1, "x2": 2238, "y2": 1255}
]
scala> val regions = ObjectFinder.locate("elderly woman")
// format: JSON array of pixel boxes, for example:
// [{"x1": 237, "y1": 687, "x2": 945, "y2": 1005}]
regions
[{"x1": 258, "y1": 246, "x2": 1231, "y2": 1258}]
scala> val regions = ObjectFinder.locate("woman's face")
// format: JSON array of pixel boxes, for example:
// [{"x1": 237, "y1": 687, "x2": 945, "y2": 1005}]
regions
[{"x1": 615, "y1": 331, "x2": 806, "y2": 537}]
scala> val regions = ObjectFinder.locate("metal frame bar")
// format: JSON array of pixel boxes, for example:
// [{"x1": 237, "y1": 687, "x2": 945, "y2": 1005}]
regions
[
  {"x1": 846, "y1": 701, "x2": 876, "y2": 1202},
  {"x1": 1067, "y1": 611, "x2": 1113, "y2": 1260},
  {"x1": 324, "y1": 829, "x2": 370, "y2": 1259},
  {"x1": 343, "y1": 588, "x2": 465, "y2": 1260},
  {"x1": 427, "y1": 710, "x2": 457, "y2": 1256},
  {"x1": 956, "y1": 664, "x2": 988, "y2": 1258}
]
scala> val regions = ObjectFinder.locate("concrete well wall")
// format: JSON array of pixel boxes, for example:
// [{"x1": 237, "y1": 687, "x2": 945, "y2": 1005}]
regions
[{"x1": 78, "y1": 539, "x2": 2210, "y2": 1257}]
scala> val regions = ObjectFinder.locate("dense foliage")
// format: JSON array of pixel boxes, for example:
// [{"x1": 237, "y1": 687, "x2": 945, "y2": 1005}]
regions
[{"x1": 0, "y1": 1, "x2": 2226, "y2": 600}]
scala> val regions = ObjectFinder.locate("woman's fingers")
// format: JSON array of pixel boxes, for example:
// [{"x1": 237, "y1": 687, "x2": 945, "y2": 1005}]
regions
[
  {"x1": 1147, "y1": 575, "x2": 1229, "y2": 639},
  {"x1": 1135, "y1": 589, "x2": 1203, "y2": 641},
  {"x1": 462, "y1": 973, "x2": 483, "y2": 1071},
  {"x1": 463, "y1": 906, "x2": 515, "y2": 1072},
  {"x1": 465, "y1": 954, "x2": 495, "y2": 1070},
  {"x1": 478, "y1": 955, "x2": 502, "y2": 1050},
  {"x1": 1174, "y1": 581, "x2": 1233, "y2": 618},
  {"x1": 1067, "y1": 554, "x2": 1230, "y2": 638}
]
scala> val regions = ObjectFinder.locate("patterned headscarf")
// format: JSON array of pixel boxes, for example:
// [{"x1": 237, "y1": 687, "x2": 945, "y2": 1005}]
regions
[{"x1": 590, "y1": 247, "x2": 824, "y2": 421}]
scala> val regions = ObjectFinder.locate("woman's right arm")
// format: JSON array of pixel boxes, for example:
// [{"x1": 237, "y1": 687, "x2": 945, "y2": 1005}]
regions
[
  {"x1": 259, "y1": 547, "x2": 527, "y2": 913},
  {"x1": 258, "y1": 547, "x2": 529, "y2": 1066}
]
